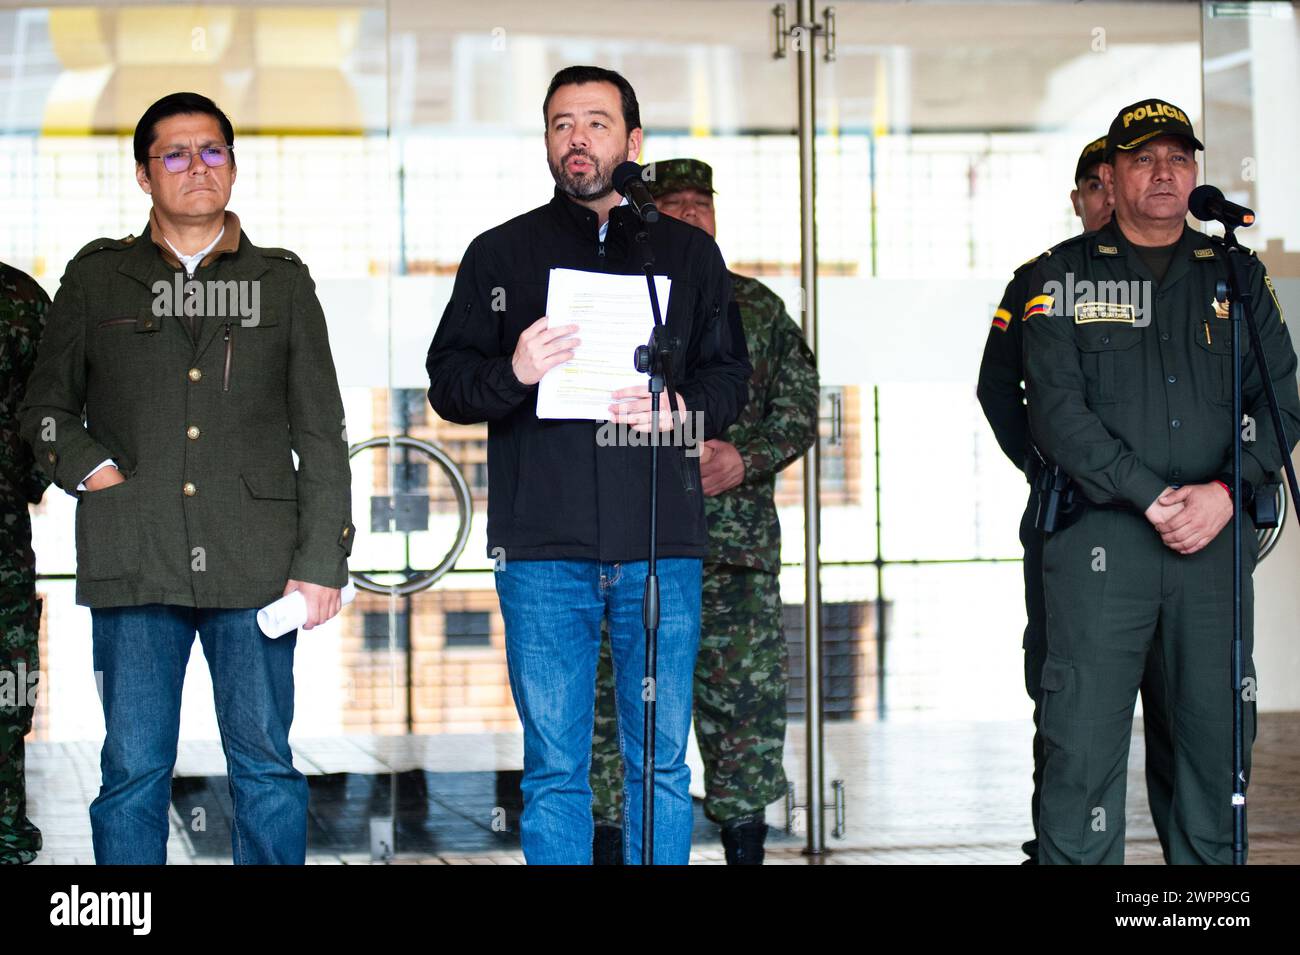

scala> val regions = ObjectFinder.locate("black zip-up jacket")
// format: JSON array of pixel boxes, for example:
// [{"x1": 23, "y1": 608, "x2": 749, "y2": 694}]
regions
[{"x1": 426, "y1": 188, "x2": 751, "y2": 562}]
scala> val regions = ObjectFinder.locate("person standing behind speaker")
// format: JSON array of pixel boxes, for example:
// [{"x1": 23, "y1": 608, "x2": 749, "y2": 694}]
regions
[{"x1": 589, "y1": 158, "x2": 818, "y2": 865}]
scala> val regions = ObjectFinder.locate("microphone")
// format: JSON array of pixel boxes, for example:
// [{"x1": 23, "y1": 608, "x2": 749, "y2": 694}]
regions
[
  {"x1": 1189, "y1": 184, "x2": 1255, "y2": 229},
  {"x1": 612, "y1": 161, "x2": 660, "y2": 223}
]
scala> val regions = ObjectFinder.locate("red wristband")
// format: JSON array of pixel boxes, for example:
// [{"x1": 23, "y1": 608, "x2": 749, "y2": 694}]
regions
[{"x1": 1214, "y1": 480, "x2": 1232, "y2": 500}]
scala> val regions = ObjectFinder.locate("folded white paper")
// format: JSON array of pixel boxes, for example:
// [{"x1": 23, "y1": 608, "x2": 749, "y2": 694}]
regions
[{"x1": 258, "y1": 581, "x2": 357, "y2": 638}]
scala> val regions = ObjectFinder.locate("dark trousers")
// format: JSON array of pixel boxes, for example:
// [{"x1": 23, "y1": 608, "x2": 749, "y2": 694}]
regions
[
  {"x1": 1021, "y1": 493, "x2": 1175, "y2": 862},
  {"x1": 1037, "y1": 507, "x2": 1255, "y2": 864}
]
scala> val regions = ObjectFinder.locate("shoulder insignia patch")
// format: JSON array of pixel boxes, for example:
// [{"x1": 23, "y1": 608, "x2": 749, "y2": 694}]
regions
[
  {"x1": 1264, "y1": 274, "x2": 1284, "y2": 324},
  {"x1": 991, "y1": 307, "x2": 1011, "y2": 332},
  {"x1": 1023, "y1": 294, "x2": 1053, "y2": 321}
]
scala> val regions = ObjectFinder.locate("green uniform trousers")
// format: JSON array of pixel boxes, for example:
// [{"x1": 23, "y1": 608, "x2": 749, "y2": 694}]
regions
[
  {"x1": 1038, "y1": 505, "x2": 1256, "y2": 864},
  {"x1": 591, "y1": 564, "x2": 788, "y2": 826}
]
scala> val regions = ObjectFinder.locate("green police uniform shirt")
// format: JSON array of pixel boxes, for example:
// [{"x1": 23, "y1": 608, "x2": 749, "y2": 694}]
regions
[
  {"x1": 977, "y1": 254, "x2": 1041, "y2": 474},
  {"x1": 1023, "y1": 219, "x2": 1300, "y2": 512},
  {"x1": 705, "y1": 273, "x2": 819, "y2": 572}
]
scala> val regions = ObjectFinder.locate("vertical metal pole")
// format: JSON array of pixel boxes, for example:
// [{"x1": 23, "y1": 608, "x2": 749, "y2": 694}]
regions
[{"x1": 795, "y1": 0, "x2": 826, "y2": 857}]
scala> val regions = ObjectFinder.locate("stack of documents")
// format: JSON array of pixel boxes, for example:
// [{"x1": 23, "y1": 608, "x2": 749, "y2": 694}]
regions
[{"x1": 536, "y1": 268, "x2": 671, "y2": 421}]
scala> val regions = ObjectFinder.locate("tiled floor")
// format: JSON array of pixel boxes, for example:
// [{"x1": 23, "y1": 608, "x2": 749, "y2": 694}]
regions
[{"x1": 23, "y1": 712, "x2": 1300, "y2": 864}]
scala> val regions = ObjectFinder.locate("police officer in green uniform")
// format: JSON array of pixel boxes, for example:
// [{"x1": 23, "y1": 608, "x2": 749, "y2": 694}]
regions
[
  {"x1": 1024, "y1": 99, "x2": 1300, "y2": 864},
  {"x1": 589, "y1": 159, "x2": 819, "y2": 864},
  {"x1": 978, "y1": 135, "x2": 1174, "y2": 864},
  {"x1": 0, "y1": 261, "x2": 51, "y2": 865}
]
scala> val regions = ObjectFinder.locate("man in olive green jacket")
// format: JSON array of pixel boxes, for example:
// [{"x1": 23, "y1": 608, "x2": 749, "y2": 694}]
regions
[{"x1": 19, "y1": 92, "x2": 354, "y2": 865}]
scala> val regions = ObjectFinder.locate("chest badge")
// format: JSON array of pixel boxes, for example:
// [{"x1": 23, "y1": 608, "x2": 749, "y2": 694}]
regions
[
  {"x1": 1211, "y1": 296, "x2": 1230, "y2": 320},
  {"x1": 1074, "y1": 301, "x2": 1136, "y2": 324}
]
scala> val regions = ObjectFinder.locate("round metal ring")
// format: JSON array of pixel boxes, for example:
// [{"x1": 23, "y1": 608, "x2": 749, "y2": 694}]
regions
[{"x1": 346, "y1": 435, "x2": 473, "y2": 596}]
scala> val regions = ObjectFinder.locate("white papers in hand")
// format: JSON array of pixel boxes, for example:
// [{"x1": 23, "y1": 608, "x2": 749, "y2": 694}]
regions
[
  {"x1": 257, "y1": 580, "x2": 357, "y2": 638},
  {"x1": 536, "y1": 267, "x2": 671, "y2": 420}
]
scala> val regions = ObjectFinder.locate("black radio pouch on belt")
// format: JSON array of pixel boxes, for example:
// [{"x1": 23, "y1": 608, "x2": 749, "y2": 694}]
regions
[{"x1": 1249, "y1": 477, "x2": 1280, "y2": 528}]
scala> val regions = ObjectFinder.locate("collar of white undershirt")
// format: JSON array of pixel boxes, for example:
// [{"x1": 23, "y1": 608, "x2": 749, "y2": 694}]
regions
[
  {"x1": 597, "y1": 195, "x2": 630, "y2": 242},
  {"x1": 165, "y1": 226, "x2": 225, "y2": 277}
]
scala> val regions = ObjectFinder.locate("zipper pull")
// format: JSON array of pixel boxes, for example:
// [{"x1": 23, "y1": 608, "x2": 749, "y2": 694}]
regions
[{"x1": 223, "y1": 322, "x2": 233, "y2": 392}]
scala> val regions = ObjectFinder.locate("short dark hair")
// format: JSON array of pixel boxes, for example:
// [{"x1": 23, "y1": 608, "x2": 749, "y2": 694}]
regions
[
  {"x1": 542, "y1": 66, "x2": 641, "y2": 132},
  {"x1": 133, "y1": 92, "x2": 235, "y2": 167}
]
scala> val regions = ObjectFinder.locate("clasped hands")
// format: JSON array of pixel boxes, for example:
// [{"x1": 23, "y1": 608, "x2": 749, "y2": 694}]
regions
[{"x1": 1144, "y1": 483, "x2": 1234, "y2": 556}]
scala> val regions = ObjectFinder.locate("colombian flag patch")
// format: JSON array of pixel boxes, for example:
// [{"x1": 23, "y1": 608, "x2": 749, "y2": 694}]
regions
[
  {"x1": 991, "y1": 307, "x2": 1011, "y2": 332},
  {"x1": 1022, "y1": 294, "x2": 1053, "y2": 321}
]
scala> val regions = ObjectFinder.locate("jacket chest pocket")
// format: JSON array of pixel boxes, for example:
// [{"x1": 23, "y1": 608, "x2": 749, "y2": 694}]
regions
[
  {"x1": 1075, "y1": 323, "x2": 1142, "y2": 405},
  {"x1": 94, "y1": 307, "x2": 163, "y2": 365},
  {"x1": 1194, "y1": 318, "x2": 1239, "y2": 405},
  {"x1": 223, "y1": 308, "x2": 280, "y2": 393}
]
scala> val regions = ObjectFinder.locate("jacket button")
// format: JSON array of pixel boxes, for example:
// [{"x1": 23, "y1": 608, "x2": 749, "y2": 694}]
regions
[
  {"x1": 1100, "y1": 335, "x2": 1110, "y2": 345},
  {"x1": 1171, "y1": 419, "x2": 1181, "y2": 429},
  {"x1": 187, "y1": 425, "x2": 201, "y2": 440},
  {"x1": 183, "y1": 481, "x2": 197, "y2": 497},
  {"x1": 188, "y1": 367, "x2": 202, "y2": 382},
  {"x1": 1167, "y1": 375, "x2": 1177, "y2": 384},
  {"x1": 46, "y1": 450, "x2": 56, "y2": 463},
  {"x1": 342, "y1": 526, "x2": 350, "y2": 538}
]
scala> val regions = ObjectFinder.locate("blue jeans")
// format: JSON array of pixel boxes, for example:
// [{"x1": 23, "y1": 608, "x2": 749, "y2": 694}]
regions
[
  {"x1": 89, "y1": 604, "x2": 308, "y2": 865},
  {"x1": 495, "y1": 558, "x2": 702, "y2": 865}
]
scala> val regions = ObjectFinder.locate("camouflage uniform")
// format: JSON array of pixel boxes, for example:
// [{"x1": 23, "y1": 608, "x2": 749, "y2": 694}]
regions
[
  {"x1": 0, "y1": 263, "x2": 50, "y2": 865},
  {"x1": 591, "y1": 193, "x2": 820, "y2": 826}
]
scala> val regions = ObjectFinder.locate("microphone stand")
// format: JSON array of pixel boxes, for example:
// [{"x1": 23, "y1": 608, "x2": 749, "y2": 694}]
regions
[
  {"x1": 1215, "y1": 227, "x2": 1300, "y2": 865},
  {"x1": 626, "y1": 212, "x2": 690, "y2": 866}
]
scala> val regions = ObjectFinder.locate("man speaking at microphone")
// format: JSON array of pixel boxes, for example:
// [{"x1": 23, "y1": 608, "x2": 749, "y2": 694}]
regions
[
  {"x1": 425, "y1": 65, "x2": 750, "y2": 864},
  {"x1": 1024, "y1": 99, "x2": 1300, "y2": 863}
]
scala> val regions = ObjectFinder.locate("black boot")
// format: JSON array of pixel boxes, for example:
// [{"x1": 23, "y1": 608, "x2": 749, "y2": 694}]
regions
[
  {"x1": 592, "y1": 823, "x2": 623, "y2": 865},
  {"x1": 720, "y1": 818, "x2": 767, "y2": 865}
]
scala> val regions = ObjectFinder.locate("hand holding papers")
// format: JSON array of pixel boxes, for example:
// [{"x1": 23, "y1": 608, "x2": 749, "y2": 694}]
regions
[
  {"x1": 258, "y1": 581, "x2": 357, "y2": 638},
  {"x1": 536, "y1": 268, "x2": 671, "y2": 421}
]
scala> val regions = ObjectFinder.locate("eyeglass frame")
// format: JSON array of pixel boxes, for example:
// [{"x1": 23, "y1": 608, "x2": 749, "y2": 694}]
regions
[{"x1": 146, "y1": 145, "x2": 235, "y2": 174}]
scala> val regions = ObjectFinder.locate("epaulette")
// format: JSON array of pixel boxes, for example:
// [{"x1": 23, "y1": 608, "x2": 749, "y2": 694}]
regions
[
  {"x1": 1013, "y1": 251, "x2": 1046, "y2": 277},
  {"x1": 72, "y1": 234, "x2": 137, "y2": 262},
  {"x1": 259, "y1": 247, "x2": 303, "y2": 266},
  {"x1": 1047, "y1": 231, "x2": 1093, "y2": 256}
]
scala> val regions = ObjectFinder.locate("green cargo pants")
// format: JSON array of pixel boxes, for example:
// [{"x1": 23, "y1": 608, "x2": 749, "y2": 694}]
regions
[{"x1": 1038, "y1": 505, "x2": 1257, "y2": 864}]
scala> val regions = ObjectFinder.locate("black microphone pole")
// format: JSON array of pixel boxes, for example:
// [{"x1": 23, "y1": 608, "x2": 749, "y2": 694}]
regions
[
  {"x1": 616, "y1": 161, "x2": 689, "y2": 865},
  {"x1": 1208, "y1": 208, "x2": 1300, "y2": 865}
]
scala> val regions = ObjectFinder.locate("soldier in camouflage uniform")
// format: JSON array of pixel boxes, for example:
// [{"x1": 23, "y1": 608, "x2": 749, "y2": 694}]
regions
[
  {"x1": 0, "y1": 262, "x2": 51, "y2": 865},
  {"x1": 590, "y1": 159, "x2": 820, "y2": 864}
]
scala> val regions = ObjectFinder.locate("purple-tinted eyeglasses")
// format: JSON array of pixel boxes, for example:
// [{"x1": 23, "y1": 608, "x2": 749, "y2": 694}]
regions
[{"x1": 147, "y1": 145, "x2": 233, "y2": 173}]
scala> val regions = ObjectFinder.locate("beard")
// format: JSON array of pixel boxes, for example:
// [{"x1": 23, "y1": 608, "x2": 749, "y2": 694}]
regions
[{"x1": 549, "y1": 149, "x2": 614, "y2": 201}]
